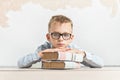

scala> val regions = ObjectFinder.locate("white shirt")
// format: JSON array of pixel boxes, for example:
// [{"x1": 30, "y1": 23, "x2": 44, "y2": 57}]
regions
[{"x1": 18, "y1": 41, "x2": 104, "y2": 68}]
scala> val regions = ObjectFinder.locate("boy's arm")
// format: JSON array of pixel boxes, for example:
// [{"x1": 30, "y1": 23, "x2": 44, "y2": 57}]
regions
[
  {"x1": 17, "y1": 42, "x2": 51, "y2": 68},
  {"x1": 17, "y1": 51, "x2": 41, "y2": 68},
  {"x1": 81, "y1": 52, "x2": 104, "y2": 68},
  {"x1": 69, "y1": 44, "x2": 104, "y2": 68}
]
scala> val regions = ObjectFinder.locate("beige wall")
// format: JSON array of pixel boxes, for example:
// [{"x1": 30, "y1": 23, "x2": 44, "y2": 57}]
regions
[
  {"x1": 0, "y1": 0, "x2": 119, "y2": 27},
  {"x1": 0, "y1": 0, "x2": 120, "y2": 66}
]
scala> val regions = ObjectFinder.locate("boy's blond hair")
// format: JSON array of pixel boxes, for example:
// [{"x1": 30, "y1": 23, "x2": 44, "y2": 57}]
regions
[{"x1": 48, "y1": 15, "x2": 73, "y2": 32}]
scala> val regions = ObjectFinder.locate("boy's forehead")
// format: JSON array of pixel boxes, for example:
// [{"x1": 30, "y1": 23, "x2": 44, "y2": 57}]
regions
[
  {"x1": 49, "y1": 22, "x2": 72, "y2": 33},
  {"x1": 50, "y1": 22, "x2": 72, "y2": 28}
]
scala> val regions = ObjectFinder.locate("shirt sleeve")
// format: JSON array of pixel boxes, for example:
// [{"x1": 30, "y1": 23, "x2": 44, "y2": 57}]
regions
[
  {"x1": 17, "y1": 51, "x2": 41, "y2": 68},
  {"x1": 69, "y1": 44, "x2": 104, "y2": 68},
  {"x1": 17, "y1": 42, "x2": 51, "y2": 68},
  {"x1": 81, "y1": 51, "x2": 104, "y2": 68}
]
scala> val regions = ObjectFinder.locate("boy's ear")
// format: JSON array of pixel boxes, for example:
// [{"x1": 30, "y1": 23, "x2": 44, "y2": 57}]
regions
[
  {"x1": 71, "y1": 35, "x2": 74, "y2": 40},
  {"x1": 46, "y1": 33, "x2": 50, "y2": 41}
]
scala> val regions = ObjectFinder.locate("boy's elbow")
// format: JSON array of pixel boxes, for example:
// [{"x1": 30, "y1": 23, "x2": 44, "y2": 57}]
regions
[
  {"x1": 17, "y1": 60, "x2": 31, "y2": 68},
  {"x1": 91, "y1": 62, "x2": 104, "y2": 68},
  {"x1": 17, "y1": 61, "x2": 24, "y2": 68}
]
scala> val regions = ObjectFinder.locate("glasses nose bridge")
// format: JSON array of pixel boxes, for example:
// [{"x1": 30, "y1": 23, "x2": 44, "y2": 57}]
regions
[
  {"x1": 59, "y1": 34, "x2": 63, "y2": 37},
  {"x1": 58, "y1": 34, "x2": 64, "y2": 39}
]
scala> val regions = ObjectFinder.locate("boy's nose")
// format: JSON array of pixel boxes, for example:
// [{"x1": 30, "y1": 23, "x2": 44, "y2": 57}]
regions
[{"x1": 58, "y1": 36, "x2": 64, "y2": 40}]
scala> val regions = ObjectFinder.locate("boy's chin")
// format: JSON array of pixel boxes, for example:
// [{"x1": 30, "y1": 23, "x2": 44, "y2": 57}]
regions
[{"x1": 53, "y1": 45, "x2": 67, "y2": 49}]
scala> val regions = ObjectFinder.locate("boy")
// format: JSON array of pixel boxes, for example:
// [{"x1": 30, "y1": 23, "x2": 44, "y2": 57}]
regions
[{"x1": 18, "y1": 15, "x2": 104, "y2": 68}]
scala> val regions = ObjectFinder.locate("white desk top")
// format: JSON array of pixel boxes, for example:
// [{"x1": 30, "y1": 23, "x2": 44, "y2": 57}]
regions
[
  {"x1": 0, "y1": 66, "x2": 120, "y2": 71},
  {"x1": 0, "y1": 67, "x2": 120, "y2": 80}
]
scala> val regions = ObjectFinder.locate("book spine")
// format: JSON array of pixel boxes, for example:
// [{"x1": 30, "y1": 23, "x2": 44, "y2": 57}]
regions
[
  {"x1": 42, "y1": 52, "x2": 83, "y2": 62},
  {"x1": 42, "y1": 61, "x2": 81, "y2": 69}
]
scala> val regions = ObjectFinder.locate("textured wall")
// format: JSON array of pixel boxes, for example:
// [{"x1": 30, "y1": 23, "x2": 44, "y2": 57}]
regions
[{"x1": 0, "y1": 0, "x2": 120, "y2": 66}]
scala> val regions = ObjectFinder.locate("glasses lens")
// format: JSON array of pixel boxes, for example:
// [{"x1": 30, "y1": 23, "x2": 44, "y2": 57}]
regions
[
  {"x1": 50, "y1": 32, "x2": 71, "y2": 40},
  {"x1": 51, "y1": 32, "x2": 60, "y2": 39},
  {"x1": 62, "y1": 33, "x2": 71, "y2": 40}
]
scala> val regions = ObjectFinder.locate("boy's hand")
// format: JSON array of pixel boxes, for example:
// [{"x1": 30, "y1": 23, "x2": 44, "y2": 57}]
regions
[{"x1": 38, "y1": 48, "x2": 86, "y2": 58}]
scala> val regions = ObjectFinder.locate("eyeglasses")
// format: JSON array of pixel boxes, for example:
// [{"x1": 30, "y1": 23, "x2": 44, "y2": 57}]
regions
[{"x1": 49, "y1": 32, "x2": 72, "y2": 40}]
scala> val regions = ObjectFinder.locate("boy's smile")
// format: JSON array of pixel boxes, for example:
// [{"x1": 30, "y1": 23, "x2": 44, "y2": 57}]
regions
[{"x1": 46, "y1": 22, "x2": 74, "y2": 48}]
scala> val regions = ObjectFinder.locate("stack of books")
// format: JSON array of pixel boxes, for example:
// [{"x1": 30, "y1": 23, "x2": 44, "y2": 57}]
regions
[{"x1": 41, "y1": 52, "x2": 83, "y2": 69}]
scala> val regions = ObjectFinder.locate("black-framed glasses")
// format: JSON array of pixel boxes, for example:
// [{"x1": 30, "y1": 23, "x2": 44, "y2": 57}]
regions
[{"x1": 49, "y1": 32, "x2": 72, "y2": 40}]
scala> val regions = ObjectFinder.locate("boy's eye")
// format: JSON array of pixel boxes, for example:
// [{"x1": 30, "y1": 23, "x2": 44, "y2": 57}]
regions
[
  {"x1": 63, "y1": 33, "x2": 71, "y2": 37},
  {"x1": 51, "y1": 32, "x2": 60, "y2": 39},
  {"x1": 50, "y1": 32, "x2": 72, "y2": 40},
  {"x1": 53, "y1": 33, "x2": 60, "y2": 36}
]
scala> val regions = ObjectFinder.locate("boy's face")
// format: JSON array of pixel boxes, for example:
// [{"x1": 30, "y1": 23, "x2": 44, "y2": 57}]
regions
[{"x1": 46, "y1": 22, "x2": 74, "y2": 49}]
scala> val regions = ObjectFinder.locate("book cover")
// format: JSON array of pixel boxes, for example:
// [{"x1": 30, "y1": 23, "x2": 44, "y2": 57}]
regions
[
  {"x1": 42, "y1": 52, "x2": 83, "y2": 62},
  {"x1": 42, "y1": 61, "x2": 81, "y2": 69}
]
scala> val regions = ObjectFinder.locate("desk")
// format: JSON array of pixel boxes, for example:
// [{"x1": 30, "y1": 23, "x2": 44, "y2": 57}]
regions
[{"x1": 0, "y1": 67, "x2": 120, "y2": 80}]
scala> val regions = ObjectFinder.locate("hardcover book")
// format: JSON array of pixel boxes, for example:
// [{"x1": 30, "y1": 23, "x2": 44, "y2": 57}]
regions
[
  {"x1": 41, "y1": 52, "x2": 82, "y2": 69},
  {"x1": 41, "y1": 52, "x2": 83, "y2": 62},
  {"x1": 42, "y1": 61, "x2": 81, "y2": 69}
]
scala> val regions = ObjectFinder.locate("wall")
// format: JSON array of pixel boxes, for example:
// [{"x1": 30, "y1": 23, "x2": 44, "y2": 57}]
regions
[{"x1": 0, "y1": 0, "x2": 120, "y2": 66}]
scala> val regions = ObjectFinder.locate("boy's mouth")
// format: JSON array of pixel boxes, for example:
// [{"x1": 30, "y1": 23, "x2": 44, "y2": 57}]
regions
[{"x1": 57, "y1": 43, "x2": 65, "y2": 46}]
